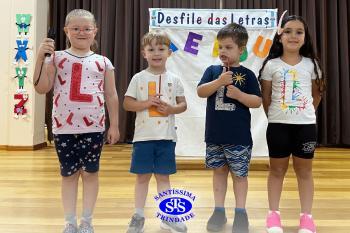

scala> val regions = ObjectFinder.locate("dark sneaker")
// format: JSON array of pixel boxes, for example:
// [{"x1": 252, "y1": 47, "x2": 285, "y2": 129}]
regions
[
  {"x1": 62, "y1": 223, "x2": 78, "y2": 233},
  {"x1": 78, "y1": 221, "x2": 94, "y2": 233},
  {"x1": 160, "y1": 220, "x2": 187, "y2": 233},
  {"x1": 207, "y1": 210, "x2": 227, "y2": 232},
  {"x1": 232, "y1": 211, "x2": 249, "y2": 233},
  {"x1": 126, "y1": 214, "x2": 145, "y2": 233}
]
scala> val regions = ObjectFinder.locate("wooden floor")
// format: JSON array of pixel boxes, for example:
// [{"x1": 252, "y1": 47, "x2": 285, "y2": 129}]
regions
[{"x1": 0, "y1": 145, "x2": 349, "y2": 233}]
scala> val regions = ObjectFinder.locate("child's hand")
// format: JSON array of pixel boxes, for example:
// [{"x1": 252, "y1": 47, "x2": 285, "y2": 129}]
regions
[
  {"x1": 157, "y1": 99, "x2": 172, "y2": 116},
  {"x1": 37, "y1": 38, "x2": 55, "y2": 60},
  {"x1": 106, "y1": 127, "x2": 120, "y2": 144},
  {"x1": 218, "y1": 67, "x2": 233, "y2": 86},
  {"x1": 226, "y1": 85, "x2": 242, "y2": 100},
  {"x1": 145, "y1": 94, "x2": 161, "y2": 108}
]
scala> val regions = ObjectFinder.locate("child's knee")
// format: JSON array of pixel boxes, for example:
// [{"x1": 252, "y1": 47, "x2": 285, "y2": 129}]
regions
[
  {"x1": 136, "y1": 173, "x2": 152, "y2": 184},
  {"x1": 62, "y1": 171, "x2": 80, "y2": 182},
  {"x1": 233, "y1": 175, "x2": 247, "y2": 182},
  {"x1": 214, "y1": 165, "x2": 230, "y2": 175},
  {"x1": 154, "y1": 174, "x2": 170, "y2": 183},
  {"x1": 293, "y1": 167, "x2": 312, "y2": 179},
  {"x1": 81, "y1": 170, "x2": 98, "y2": 180},
  {"x1": 270, "y1": 166, "x2": 288, "y2": 177}
]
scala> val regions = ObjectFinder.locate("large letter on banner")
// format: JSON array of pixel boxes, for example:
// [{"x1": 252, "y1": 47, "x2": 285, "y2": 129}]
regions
[{"x1": 149, "y1": 8, "x2": 278, "y2": 157}]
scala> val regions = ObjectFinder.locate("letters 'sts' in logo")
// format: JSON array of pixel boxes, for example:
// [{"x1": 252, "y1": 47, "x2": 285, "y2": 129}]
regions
[{"x1": 154, "y1": 188, "x2": 196, "y2": 223}]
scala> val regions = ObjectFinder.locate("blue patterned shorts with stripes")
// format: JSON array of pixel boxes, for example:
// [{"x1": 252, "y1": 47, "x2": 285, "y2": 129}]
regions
[{"x1": 205, "y1": 143, "x2": 252, "y2": 177}]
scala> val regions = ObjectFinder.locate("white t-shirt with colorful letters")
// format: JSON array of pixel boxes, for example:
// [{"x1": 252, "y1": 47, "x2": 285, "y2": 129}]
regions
[{"x1": 260, "y1": 57, "x2": 321, "y2": 124}]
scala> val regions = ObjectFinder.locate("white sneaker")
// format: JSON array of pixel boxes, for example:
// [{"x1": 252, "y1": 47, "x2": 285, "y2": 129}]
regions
[
  {"x1": 62, "y1": 223, "x2": 78, "y2": 233},
  {"x1": 160, "y1": 220, "x2": 187, "y2": 233}
]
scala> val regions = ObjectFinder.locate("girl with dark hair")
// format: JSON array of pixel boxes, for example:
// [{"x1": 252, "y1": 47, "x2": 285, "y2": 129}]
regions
[{"x1": 259, "y1": 15, "x2": 325, "y2": 233}]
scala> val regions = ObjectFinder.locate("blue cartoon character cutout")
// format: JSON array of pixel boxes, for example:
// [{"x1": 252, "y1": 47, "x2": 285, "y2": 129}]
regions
[{"x1": 14, "y1": 39, "x2": 29, "y2": 65}]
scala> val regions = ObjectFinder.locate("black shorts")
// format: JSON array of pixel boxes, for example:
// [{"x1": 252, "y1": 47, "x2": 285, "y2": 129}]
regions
[
  {"x1": 53, "y1": 132, "x2": 104, "y2": 176},
  {"x1": 266, "y1": 123, "x2": 317, "y2": 159}
]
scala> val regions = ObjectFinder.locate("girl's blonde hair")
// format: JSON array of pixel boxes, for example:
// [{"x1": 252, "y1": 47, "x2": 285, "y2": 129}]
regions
[{"x1": 65, "y1": 9, "x2": 98, "y2": 52}]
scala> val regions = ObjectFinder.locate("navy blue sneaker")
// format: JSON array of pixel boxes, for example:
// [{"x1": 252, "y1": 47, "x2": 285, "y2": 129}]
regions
[{"x1": 207, "y1": 210, "x2": 227, "y2": 232}]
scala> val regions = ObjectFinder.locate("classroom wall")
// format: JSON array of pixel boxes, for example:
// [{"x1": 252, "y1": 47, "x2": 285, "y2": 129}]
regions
[{"x1": 0, "y1": 0, "x2": 49, "y2": 148}]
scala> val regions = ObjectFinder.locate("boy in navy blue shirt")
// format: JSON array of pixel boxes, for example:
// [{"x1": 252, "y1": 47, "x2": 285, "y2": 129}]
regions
[{"x1": 197, "y1": 23, "x2": 262, "y2": 233}]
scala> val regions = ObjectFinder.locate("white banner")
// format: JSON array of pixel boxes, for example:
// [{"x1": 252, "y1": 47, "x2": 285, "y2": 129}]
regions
[
  {"x1": 149, "y1": 8, "x2": 278, "y2": 157},
  {"x1": 150, "y1": 8, "x2": 278, "y2": 29}
]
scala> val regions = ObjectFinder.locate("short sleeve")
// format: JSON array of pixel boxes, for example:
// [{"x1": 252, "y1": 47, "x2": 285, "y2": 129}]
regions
[
  {"x1": 198, "y1": 65, "x2": 214, "y2": 86},
  {"x1": 103, "y1": 57, "x2": 115, "y2": 70},
  {"x1": 311, "y1": 60, "x2": 322, "y2": 80},
  {"x1": 124, "y1": 75, "x2": 138, "y2": 98},
  {"x1": 260, "y1": 61, "x2": 273, "y2": 81},
  {"x1": 175, "y1": 77, "x2": 185, "y2": 97},
  {"x1": 246, "y1": 70, "x2": 262, "y2": 97}
]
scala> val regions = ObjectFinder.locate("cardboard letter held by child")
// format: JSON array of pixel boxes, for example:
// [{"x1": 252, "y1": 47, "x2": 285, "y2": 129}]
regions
[{"x1": 148, "y1": 80, "x2": 166, "y2": 117}]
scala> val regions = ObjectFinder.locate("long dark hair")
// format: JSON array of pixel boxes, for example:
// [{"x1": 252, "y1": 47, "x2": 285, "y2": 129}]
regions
[{"x1": 258, "y1": 15, "x2": 325, "y2": 93}]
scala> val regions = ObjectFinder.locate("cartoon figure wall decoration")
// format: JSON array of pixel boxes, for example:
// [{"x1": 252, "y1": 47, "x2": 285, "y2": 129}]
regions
[
  {"x1": 13, "y1": 93, "x2": 29, "y2": 118},
  {"x1": 14, "y1": 67, "x2": 27, "y2": 92},
  {"x1": 13, "y1": 14, "x2": 32, "y2": 119},
  {"x1": 15, "y1": 14, "x2": 31, "y2": 37},
  {"x1": 14, "y1": 39, "x2": 29, "y2": 65}
]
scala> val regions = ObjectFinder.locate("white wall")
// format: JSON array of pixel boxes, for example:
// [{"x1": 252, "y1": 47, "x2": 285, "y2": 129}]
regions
[{"x1": 0, "y1": 0, "x2": 49, "y2": 147}]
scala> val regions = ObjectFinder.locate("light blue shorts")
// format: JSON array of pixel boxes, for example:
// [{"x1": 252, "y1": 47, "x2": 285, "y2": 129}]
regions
[
  {"x1": 206, "y1": 143, "x2": 252, "y2": 177},
  {"x1": 130, "y1": 140, "x2": 176, "y2": 175}
]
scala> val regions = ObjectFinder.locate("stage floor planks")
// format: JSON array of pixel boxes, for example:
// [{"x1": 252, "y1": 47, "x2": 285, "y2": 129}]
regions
[{"x1": 0, "y1": 145, "x2": 349, "y2": 233}]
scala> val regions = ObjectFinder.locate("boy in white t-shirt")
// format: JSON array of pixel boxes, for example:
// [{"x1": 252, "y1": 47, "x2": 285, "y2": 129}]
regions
[{"x1": 123, "y1": 30, "x2": 187, "y2": 233}]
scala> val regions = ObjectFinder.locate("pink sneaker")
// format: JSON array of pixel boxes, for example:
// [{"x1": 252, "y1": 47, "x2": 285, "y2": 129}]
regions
[
  {"x1": 298, "y1": 213, "x2": 316, "y2": 233},
  {"x1": 266, "y1": 211, "x2": 283, "y2": 233}
]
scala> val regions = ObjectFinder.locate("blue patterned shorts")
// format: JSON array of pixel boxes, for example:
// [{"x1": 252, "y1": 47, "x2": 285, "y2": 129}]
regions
[
  {"x1": 205, "y1": 143, "x2": 252, "y2": 177},
  {"x1": 53, "y1": 132, "x2": 104, "y2": 177}
]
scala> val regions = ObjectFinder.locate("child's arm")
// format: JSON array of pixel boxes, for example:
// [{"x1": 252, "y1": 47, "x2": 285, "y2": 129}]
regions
[
  {"x1": 226, "y1": 85, "x2": 262, "y2": 108},
  {"x1": 312, "y1": 80, "x2": 322, "y2": 110},
  {"x1": 123, "y1": 95, "x2": 161, "y2": 112},
  {"x1": 260, "y1": 80, "x2": 272, "y2": 116},
  {"x1": 33, "y1": 38, "x2": 56, "y2": 94},
  {"x1": 104, "y1": 69, "x2": 120, "y2": 144},
  {"x1": 157, "y1": 96, "x2": 187, "y2": 115},
  {"x1": 197, "y1": 67, "x2": 233, "y2": 98}
]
